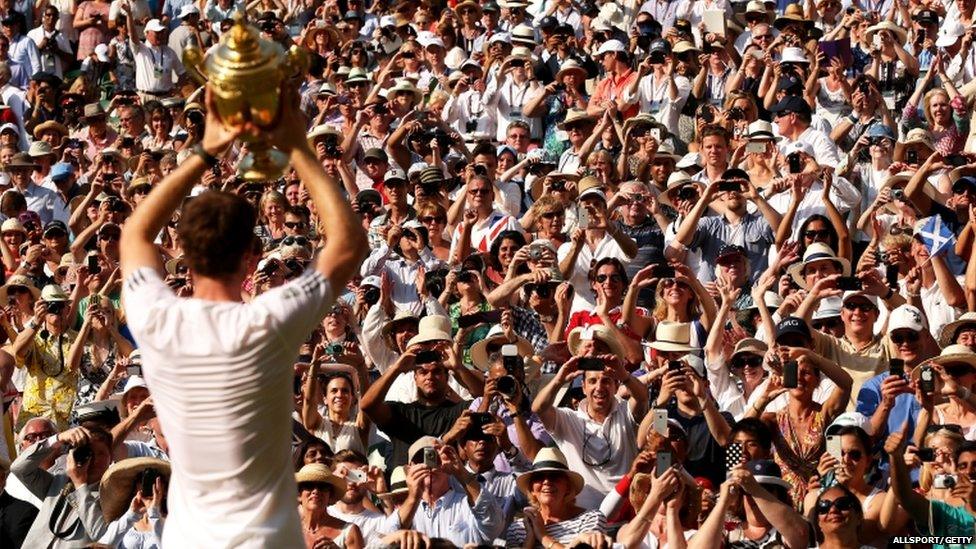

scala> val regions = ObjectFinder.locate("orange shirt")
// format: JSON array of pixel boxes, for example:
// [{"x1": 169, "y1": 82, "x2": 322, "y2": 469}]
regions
[{"x1": 589, "y1": 68, "x2": 639, "y2": 119}]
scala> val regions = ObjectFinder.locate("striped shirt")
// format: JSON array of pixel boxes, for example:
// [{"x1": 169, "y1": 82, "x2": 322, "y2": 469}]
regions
[{"x1": 504, "y1": 509, "x2": 607, "y2": 547}]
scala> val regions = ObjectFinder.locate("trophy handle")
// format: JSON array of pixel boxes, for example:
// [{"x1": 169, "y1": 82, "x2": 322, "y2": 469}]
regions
[
  {"x1": 283, "y1": 45, "x2": 309, "y2": 80},
  {"x1": 182, "y1": 47, "x2": 209, "y2": 86}
]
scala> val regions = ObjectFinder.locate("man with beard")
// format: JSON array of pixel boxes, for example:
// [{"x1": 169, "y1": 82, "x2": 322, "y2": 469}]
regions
[
  {"x1": 329, "y1": 450, "x2": 394, "y2": 545},
  {"x1": 362, "y1": 316, "x2": 483, "y2": 470}
]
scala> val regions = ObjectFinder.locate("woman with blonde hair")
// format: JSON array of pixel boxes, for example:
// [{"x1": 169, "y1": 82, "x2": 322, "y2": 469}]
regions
[
  {"x1": 524, "y1": 195, "x2": 569, "y2": 250},
  {"x1": 902, "y1": 52, "x2": 967, "y2": 157},
  {"x1": 415, "y1": 201, "x2": 450, "y2": 261},
  {"x1": 254, "y1": 190, "x2": 289, "y2": 250},
  {"x1": 621, "y1": 262, "x2": 716, "y2": 349},
  {"x1": 505, "y1": 447, "x2": 607, "y2": 548}
]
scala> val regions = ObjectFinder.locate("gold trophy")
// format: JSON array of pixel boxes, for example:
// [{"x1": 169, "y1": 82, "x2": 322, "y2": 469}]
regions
[{"x1": 183, "y1": 15, "x2": 308, "y2": 181}]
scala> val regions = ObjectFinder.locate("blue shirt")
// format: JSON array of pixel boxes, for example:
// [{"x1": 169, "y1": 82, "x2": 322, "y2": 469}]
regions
[{"x1": 856, "y1": 372, "x2": 921, "y2": 440}]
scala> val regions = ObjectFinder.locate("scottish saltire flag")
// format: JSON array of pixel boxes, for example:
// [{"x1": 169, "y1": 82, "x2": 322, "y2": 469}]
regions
[{"x1": 917, "y1": 216, "x2": 966, "y2": 275}]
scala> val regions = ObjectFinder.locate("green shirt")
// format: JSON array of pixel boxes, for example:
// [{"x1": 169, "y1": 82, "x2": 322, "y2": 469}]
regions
[{"x1": 926, "y1": 500, "x2": 976, "y2": 549}]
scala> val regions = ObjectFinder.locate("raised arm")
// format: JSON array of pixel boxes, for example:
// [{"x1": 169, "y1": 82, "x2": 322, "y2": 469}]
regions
[{"x1": 120, "y1": 86, "x2": 242, "y2": 280}]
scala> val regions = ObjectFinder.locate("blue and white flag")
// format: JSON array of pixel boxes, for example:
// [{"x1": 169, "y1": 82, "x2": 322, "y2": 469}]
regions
[{"x1": 916, "y1": 215, "x2": 965, "y2": 275}]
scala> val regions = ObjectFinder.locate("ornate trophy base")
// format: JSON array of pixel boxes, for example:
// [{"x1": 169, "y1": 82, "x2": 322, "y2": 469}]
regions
[{"x1": 237, "y1": 147, "x2": 289, "y2": 182}]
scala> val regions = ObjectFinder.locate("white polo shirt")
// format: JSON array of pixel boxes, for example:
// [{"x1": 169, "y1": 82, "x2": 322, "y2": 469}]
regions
[
  {"x1": 545, "y1": 398, "x2": 638, "y2": 509},
  {"x1": 130, "y1": 39, "x2": 184, "y2": 94}
]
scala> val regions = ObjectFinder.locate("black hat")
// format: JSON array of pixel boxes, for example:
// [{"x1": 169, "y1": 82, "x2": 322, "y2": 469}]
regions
[
  {"x1": 43, "y1": 220, "x2": 68, "y2": 237},
  {"x1": 649, "y1": 38, "x2": 671, "y2": 55},
  {"x1": 721, "y1": 168, "x2": 750, "y2": 182},
  {"x1": 777, "y1": 74, "x2": 803, "y2": 95},
  {"x1": 769, "y1": 95, "x2": 811, "y2": 115},
  {"x1": 914, "y1": 9, "x2": 938, "y2": 25},
  {"x1": 539, "y1": 16, "x2": 558, "y2": 30},
  {"x1": 746, "y1": 459, "x2": 790, "y2": 490},
  {"x1": 483, "y1": 1, "x2": 500, "y2": 12},
  {"x1": 717, "y1": 244, "x2": 747, "y2": 262},
  {"x1": 775, "y1": 316, "x2": 812, "y2": 343}
]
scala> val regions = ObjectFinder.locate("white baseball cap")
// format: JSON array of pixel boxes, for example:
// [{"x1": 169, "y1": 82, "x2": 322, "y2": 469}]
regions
[
  {"x1": 145, "y1": 18, "x2": 165, "y2": 33},
  {"x1": 889, "y1": 304, "x2": 926, "y2": 332},
  {"x1": 784, "y1": 140, "x2": 815, "y2": 158},
  {"x1": 94, "y1": 43, "x2": 110, "y2": 63},
  {"x1": 178, "y1": 4, "x2": 199, "y2": 18},
  {"x1": 596, "y1": 39, "x2": 627, "y2": 56}
]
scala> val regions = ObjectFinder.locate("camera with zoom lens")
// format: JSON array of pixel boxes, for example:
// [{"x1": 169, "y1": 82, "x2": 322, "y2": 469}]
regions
[{"x1": 497, "y1": 375, "x2": 518, "y2": 398}]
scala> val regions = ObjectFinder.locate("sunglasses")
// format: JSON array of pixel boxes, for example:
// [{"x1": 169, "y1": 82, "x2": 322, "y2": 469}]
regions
[
  {"x1": 283, "y1": 221, "x2": 306, "y2": 229},
  {"x1": 812, "y1": 317, "x2": 843, "y2": 331},
  {"x1": 890, "y1": 331, "x2": 920, "y2": 344},
  {"x1": 420, "y1": 216, "x2": 445, "y2": 224},
  {"x1": 843, "y1": 302, "x2": 875, "y2": 313},
  {"x1": 926, "y1": 423, "x2": 963, "y2": 434},
  {"x1": 816, "y1": 496, "x2": 857, "y2": 514},
  {"x1": 541, "y1": 211, "x2": 563, "y2": 219},
  {"x1": 402, "y1": 230, "x2": 418, "y2": 241},
  {"x1": 282, "y1": 236, "x2": 309, "y2": 247},
  {"x1": 804, "y1": 229, "x2": 831, "y2": 240},
  {"x1": 595, "y1": 274, "x2": 623, "y2": 283},
  {"x1": 468, "y1": 188, "x2": 491, "y2": 196},
  {"x1": 731, "y1": 355, "x2": 763, "y2": 369}
]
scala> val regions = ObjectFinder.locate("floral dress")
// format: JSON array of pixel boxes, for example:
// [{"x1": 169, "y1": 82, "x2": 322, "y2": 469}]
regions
[
  {"x1": 773, "y1": 409, "x2": 827, "y2": 507},
  {"x1": 17, "y1": 329, "x2": 79, "y2": 431},
  {"x1": 71, "y1": 345, "x2": 120, "y2": 423},
  {"x1": 542, "y1": 91, "x2": 588, "y2": 159}
]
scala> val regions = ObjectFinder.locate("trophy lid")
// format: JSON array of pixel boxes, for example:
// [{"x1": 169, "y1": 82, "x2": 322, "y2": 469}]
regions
[{"x1": 204, "y1": 15, "x2": 285, "y2": 77}]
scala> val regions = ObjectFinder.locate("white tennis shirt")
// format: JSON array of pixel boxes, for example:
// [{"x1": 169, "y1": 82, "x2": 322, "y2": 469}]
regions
[{"x1": 123, "y1": 267, "x2": 333, "y2": 548}]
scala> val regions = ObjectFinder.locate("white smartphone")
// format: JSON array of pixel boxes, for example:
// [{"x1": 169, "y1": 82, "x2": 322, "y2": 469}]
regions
[
  {"x1": 346, "y1": 469, "x2": 367, "y2": 484},
  {"x1": 826, "y1": 435, "x2": 842, "y2": 460},
  {"x1": 872, "y1": 34, "x2": 882, "y2": 50},
  {"x1": 650, "y1": 128, "x2": 661, "y2": 141},
  {"x1": 578, "y1": 208, "x2": 590, "y2": 229},
  {"x1": 652, "y1": 409, "x2": 668, "y2": 436},
  {"x1": 745, "y1": 141, "x2": 766, "y2": 155}
]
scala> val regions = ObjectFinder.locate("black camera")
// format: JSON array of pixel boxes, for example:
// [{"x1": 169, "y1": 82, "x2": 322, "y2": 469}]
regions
[
  {"x1": 497, "y1": 375, "x2": 518, "y2": 398},
  {"x1": 71, "y1": 444, "x2": 92, "y2": 465},
  {"x1": 891, "y1": 188, "x2": 905, "y2": 201},
  {"x1": 698, "y1": 104, "x2": 714, "y2": 123},
  {"x1": 676, "y1": 186, "x2": 698, "y2": 201},
  {"x1": 45, "y1": 301, "x2": 65, "y2": 315},
  {"x1": 552, "y1": 82, "x2": 565, "y2": 93},
  {"x1": 363, "y1": 285, "x2": 380, "y2": 306},
  {"x1": 455, "y1": 269, "x2": 475, "y2": 284},
  {"x1": 727, "y1": 107, "x2": 745, "y2": 121},
  {"x1": 425, "y1": 268, "x2": 448, "y2": 297},
  {"x1": 649, "y1": 51, "x2": 666, "y2": 64},
  {"x1": 107, "y1": 198, "x2": 125, "y2": 212}
]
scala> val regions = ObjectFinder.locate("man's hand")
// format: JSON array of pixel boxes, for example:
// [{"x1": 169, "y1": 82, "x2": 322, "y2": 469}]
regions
[
  {"x1": 884, "y1": 421, "x2": 911, "y2": 456},
  {"x1": 65, "y1": 446, "x2": 90, "y2": 488},
  {"x1": 133, "y1": 396, "x2": 156, "y2": 422},
  {"x1": 200, "y1": 85, "x2": 246, "y2": 156}
]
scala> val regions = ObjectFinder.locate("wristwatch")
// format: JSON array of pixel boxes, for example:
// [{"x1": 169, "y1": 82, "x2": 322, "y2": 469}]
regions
[{"x1": 192, "y1": 144, "x2": 219, "y2": 168}]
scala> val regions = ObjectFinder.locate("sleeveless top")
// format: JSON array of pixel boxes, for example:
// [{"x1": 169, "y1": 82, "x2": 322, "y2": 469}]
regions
[{"x1": 773, "y1": 409, "x2": 827, "y2": 506}]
